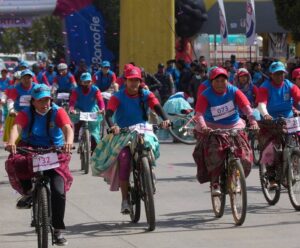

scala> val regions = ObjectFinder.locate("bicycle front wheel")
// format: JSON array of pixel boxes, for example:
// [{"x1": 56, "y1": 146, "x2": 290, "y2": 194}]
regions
[
  {"x1": 250, "y1": 135, "x2": 260, "y2": 165},
  {"x1": 82, "y1": 129, "x2": 90, "y2": 174},
  {"x1": 211, "y1": 179, "x2": 226, "y2": 218},
  {"x1": 228, "y1": 159, "x2": 247, "y2": 226},
  {"x1": 169, "y1": 116, "x2": 197, "y2": 145},
  {"x1": 36, "y1": 186, "x2": 50, "y2": 248},
  {"x1": 129, "y1": 172, "x2": 141, "y2": 223},
  {"x1": 288, "y1": 149, "x2": 300, "y2": 210},
  {"x1": 141, "y1": 157, "x2": 155, "y2": 231}
]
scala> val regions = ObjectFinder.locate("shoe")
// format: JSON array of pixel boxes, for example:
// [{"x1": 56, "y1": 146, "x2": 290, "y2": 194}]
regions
[
  {"x1": 16, "y1": 195, "x2": 32, "y2": 209},
  {"x1": 121, "y1": 200, "x2": 131, "y2": 215},
  {"x1": 268, "y1": 180, "x2": 278, "y2": 190},
  {"x1": 211, "y1": 183, "x2": 221, "y2": 196},
  {"x1": 54, "y1": 231, "x2": 68, "y2": 246}
]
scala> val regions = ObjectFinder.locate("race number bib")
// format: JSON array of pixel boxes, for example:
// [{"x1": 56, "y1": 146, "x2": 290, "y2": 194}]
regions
[
  {"x1": 19, "y1": 95, "x2": 31, "y2": 107},
  {"x1": 57, "y1": 93, "x2": 70, "y2": 100},
  {"x1": 129, "y1": 123, "x2": 153, "y2": 134},
  {"x1": 32, "y1": 153, "x2": 60, "y2": 172},
  {"x1": 210, "y1": 101, "x2": 235, "y2": 121},
  {"x1": 286, "y1": 117, "x2": 300, "y2": 133},
  {"x1": 79, "y1": 112, "x2": 98, "y2": 121}
]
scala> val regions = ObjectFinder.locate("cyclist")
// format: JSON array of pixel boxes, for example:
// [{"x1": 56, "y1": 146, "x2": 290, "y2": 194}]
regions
[
  {"x1": 91, "y1": 66, "x2": 170, "y2": 214},
  {"x1": 69, "y1": 72, "x2": 105, "y2": 152},
  {"x1": 93, "y1": 61, "x2": 118, "y2": 94},
  {"x1": 3, "y1": 69, "x2": 37, "y2": 142},
  {"x1": 257, "y1": 61, "x2": 300, "y2": 189},
  {"x1": 193, "y1": 67, "x2": 258, "y2": 195},
  {"x1": 52, "y1": 63, "x2": 77, "y2": 94},
  {"x1": 5, "y1": 84, "x2": 73, "y2": 246},
  {"x1": 234, "y1": 68, "x2": 260, "y2": 120},
  {"x1": 18, "y1": 61, "x2": 39, "y2": 83},
  {"x1": 43, "y1": 64, "x2": 57, "y2": 86}
]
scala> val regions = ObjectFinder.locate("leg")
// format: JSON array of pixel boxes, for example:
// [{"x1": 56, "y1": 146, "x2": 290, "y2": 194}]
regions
[{"x1": 118, "y1": 147, "x2": 132, "y2": 213}]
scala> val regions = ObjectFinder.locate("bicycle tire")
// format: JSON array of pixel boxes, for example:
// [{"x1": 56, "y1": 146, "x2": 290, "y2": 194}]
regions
[
  {"x1": 287, "y1": 149, "x2": 300, "y2": 210},
  {"x1": 141, "y1": 157, "x2": 155, "y2": 231},
  {"x1": 259, "y1": 161, "x2": 281, "y2": 205},
  {"x1": 83, "y1": 129, "x2": 90, "y2": 174},
  {"x1": 36, "y1": 186, "x2": 49, "y2": 248},
  {"x1": 228, "y1": 159, "x2": 247, "y2": 226},
  {"x1": 251, "y1": 135, "x2": 260, "y2": 165},
  {"x1": 211, "y1": 178, "x2": 226, "y2": 218},
  {"x1": 129, "y1": 173, "x2": 141, "y2": 223},
  {"x1": 168, "y1": 116, "x2": 197, "y2": 145}
]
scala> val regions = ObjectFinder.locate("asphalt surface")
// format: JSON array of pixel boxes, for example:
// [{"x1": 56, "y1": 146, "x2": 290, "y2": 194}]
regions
[{"x1": 1, "y1": 140, "x2": 300, "y2": 248}]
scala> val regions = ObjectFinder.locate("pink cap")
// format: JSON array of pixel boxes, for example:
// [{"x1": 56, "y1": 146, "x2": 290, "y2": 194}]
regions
[
  {"x1": 125, "y1": 66, "x2": 142, "y2": 80},
  {"x1": 210, "y1": 67, "x2": 228, "y2": 80}
]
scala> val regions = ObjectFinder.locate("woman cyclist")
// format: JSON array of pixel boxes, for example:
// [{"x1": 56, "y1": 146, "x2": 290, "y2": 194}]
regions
[
  {"x1": 69, "y1": 72, "x2": 105, "y2": 152},
  {"x1": 5, "y1": 84, "x2": 73, "y2": 245},
  {"x1": 257, "y1": 61, "x2": 300, "y2": 189},
  {"x1": 91, "y1": 66, "x2": 170, "y2": 214},
  {"x1": 193, "y1": 67, "x2": 258, "y2": 195}
]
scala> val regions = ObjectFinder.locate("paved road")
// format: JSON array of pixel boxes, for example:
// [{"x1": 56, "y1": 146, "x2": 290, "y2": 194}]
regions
[{"x1": 1, "y1": 141, "x2": 300, "y2": 248}]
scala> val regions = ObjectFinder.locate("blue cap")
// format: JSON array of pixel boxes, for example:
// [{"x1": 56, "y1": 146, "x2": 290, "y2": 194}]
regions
[
  {"x1": 32, "y1": 84, "x2": 51, "y2": 99},
  {"x1": 19, "y1": 61, "x2": 29, "y2": 68},
  {"x1": 101, "y1": 61, "x2": 110, "y2": 67},
  {"x1": 269, "y1": 61, "x2": 287, "y2": 74},
  {"x1": 48, "y1": 64, "x2": 54, "y2": 68},
  {"x1": 21, "y1": 69, "x2": 34, "y2": 78},
  {"x1": 80, "y1": 72, "x2": 92, "y2": 81}
]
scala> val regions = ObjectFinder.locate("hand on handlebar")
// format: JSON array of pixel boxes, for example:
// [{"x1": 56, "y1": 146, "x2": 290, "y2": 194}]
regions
[
  {"x1": 161, "y1": 120, "x2": 171, "y2": 129},
  {"x1": 9, "y1": 110, "x2": 17, "y2": 117},
  {"x1": 110, "y1": 125, "x2": 120, "y2": 135},
  {"x1": 201, "y1": 127, "x2": 212, "y2": 134},
  {"x1": 263, "y1": 114, "x2": 273, "y2": 120},
  {"x1": 5, "y1": 143, "x2": 16, "y2": 154},
  {"x1": 63, "y1": 143, "x2": 73, "y2": 153}
]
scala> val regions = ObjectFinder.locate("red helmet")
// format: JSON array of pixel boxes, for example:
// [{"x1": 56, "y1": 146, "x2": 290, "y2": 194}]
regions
[
  {"x1": 210, "y1": 67, "x2": 228, "y2": 80},
  {"x1": 292, "y1": 68, "x2": 300, "y2": 80}
]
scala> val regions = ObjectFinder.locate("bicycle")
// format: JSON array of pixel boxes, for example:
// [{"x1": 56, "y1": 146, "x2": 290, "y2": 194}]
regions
[
  {"x1": 257, "y1": 117, "x2": 300, "y2": 210},
  {"x1": 71, "y1": 111, "x2": 101, "y2": 174},
  {"x1": 111, "y1": 123, "x2": 159, "y2": 231},
  {"x1": 208, "y1": 128, "x2": 248, "y2": 226},
  {"x1": 53, "y1": 92, "x2": 70, "y2": 112},
  {"x1": 15, "y1": 146, "x2": 64, "y2": 248},
  {"x1": 167, "y1": 109, "x2": 197, "y2": 145}
]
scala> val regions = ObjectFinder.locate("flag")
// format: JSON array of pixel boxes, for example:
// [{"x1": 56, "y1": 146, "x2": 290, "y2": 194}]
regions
[
  {"x1": 217, "y1": 0, "x2": 228, "y2": 44},
  {"x1": 246, "y1": 0, "x2": 256, "y2": 45},
  {"x1": 65, "y1": 5, "x2": 114, "y2": 66}
]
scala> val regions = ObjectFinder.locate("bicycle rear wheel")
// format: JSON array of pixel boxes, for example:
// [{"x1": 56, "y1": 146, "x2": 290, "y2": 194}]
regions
[
  {"x1": 228, "y1": 159, "x2": 247, "y2": 226},
  {"x1": 129, "y1": 172, "x2": 141, "y2": 223},
  {"x1": 288, "y1": 149, "x2": 300, "y2": 210},
  {"x1": 141, "y1": 157, "x2": 155, "y2": 231},
  {"x1": 36, "y1": 186, "x2": 50, "y2": 248},
  {"x1": 169, "y1": 116, "x2": 196, "y2": 145},
  {"x1": 259, "y1": 162, "x2": 280, "y2": 205}
]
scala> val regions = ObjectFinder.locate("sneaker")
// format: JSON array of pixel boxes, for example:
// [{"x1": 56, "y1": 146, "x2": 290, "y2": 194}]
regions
[
  {"x1": 121, "y1": 200, "x2": 131, "y2": 215},
  {"x1": 268, "y1": 180, "x2": 278, "y2": 190},
  {"x1": 16, "y1": 195, "x2": 32, "y2": 209},
  {"x1": 211, "y1": 183, "x2": 221, "y2": 196},
  {"x1": 54, "y1": 231, "x2": 68, "y2": 246}
]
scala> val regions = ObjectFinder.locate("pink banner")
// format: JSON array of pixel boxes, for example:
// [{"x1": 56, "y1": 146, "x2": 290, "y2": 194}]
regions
[{"x1": 53, "y1": 0, "x2": 94, "y2": 17}]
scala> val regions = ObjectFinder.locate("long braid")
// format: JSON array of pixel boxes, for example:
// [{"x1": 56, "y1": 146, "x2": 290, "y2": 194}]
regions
[{"x1": 138, "y1": 86, "x2": 148, "y2": 121}]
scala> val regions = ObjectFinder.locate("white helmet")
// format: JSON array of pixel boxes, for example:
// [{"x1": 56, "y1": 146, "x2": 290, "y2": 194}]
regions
[
  {"x1": 14, "y1": 71, "x2": 22, "y2": 79},
  {"x1": 57, "y1": 63, "x2": 68, "y2": 70}
]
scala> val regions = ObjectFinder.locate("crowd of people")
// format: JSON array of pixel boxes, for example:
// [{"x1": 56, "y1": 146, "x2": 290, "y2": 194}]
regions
[{"x1": 2, "y1": 54, "x2": 300, "y2": 245}]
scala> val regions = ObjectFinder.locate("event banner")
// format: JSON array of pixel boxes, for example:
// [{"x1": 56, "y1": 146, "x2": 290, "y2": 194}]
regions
[{"x1": 65, "y1": 5, "x2": 114, "y2": 66}]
